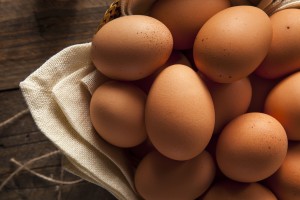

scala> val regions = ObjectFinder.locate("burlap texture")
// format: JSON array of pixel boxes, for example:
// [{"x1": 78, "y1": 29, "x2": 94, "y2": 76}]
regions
[{"x1": 19, "y1": 0, "x2": 300, "y2": 199}]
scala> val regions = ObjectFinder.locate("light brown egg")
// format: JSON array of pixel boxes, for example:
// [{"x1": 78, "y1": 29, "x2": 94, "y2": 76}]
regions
[
  {"x1": 194, "y1": 6, "x2": 272, "y2": 83},
  {"x1": 248, "y1": 74, "x2": 279, "y2": 112},
  {"x1": 91, "y1": 15, "x2": 173, "y2": 80},
  {"x1": 150, "y1": 0, "x2": 230, "y2": 50},
  {"x1": 256, "y1": 9, "x2": 300, "y2": 79},
  {"x1": 90, "y1": 81, "x2": 147, "y2": 147},
  {"x1": 265, "y1": 142, "x2": 300, "y2": 200},
  {"x1": 202, "y1": 179, "x2": 277, "y2": 200},
  {"x1": 133, "y1": 51, "x2": 191, "y2": 93},
  {"x1": 264, "y1": 72, "x2": 300, "y2": 140},
  {"x1": 135, "y1": 151, "x2": 215, "y2": 200},
  {"x1": 204, "y1": 77, "x2": 252, "y2": 133},
  {"x1": 145, "y1": 64, "x2": 215, "y2": 161},
  {"x1": 216, "y1": 112, "x2": 288, "y2": 182}
]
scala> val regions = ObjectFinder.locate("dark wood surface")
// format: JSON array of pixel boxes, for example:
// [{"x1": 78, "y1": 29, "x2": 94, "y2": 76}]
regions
[{"x1": 0, "y1": 0, "x2": 117, "y2": 199}]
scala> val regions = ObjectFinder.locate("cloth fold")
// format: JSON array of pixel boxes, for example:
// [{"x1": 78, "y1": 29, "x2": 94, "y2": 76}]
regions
[{"x1": 20, "y1": 43, "x2": 140, "y2": 200}]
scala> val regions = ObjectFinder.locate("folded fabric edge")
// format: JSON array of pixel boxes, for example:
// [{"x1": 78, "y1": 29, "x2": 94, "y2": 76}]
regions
[
  {"x1": 50, "y1": 65, "x2": 136, "y2": 192},
  {"x1": 62, "y1": 154, "x2": 136, "y2": 200}
]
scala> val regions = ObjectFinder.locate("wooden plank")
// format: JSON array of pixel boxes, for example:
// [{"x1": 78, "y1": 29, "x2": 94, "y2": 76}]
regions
[
  {"x1": 0, "y1": 181, "x2": 117, "y2": 200},
  {"x1": 0, "y1": 89, "x2": 39, "y2": 137},
  {"x1": 0, "y1": 140, "x2": 59, "y2": 175},
  {"x1": 0, "y1": 0, "x2": 113, "y2": 91},
  {"x1": 1, "y1": 166, "x2": 75, "y2": 189},
  {"x1": 0, "y1": 89, "x2": 116, "y2": 199},
  {"x1": 0, "y1": 130, "x2": 48, "y2": 149}
]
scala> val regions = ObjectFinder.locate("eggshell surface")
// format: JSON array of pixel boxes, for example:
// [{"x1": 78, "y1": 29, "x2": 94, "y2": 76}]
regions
[
  {"x1": 194, "y1": 6, "x2": 272, "y2": 83},
  {"x1": 265, "y1": 142, "x2": 300, "y2": 200},
  {"x1": 205, "y1": 77, "x2": 252, "y2": 133},
  {"x1": 145, "y1": 64, "x2": 215, "y2": 161},
  {"x1": 150, "y1": 0, "x2": 230, "y2": 50},
  {"x1": 256, "y1": 9, "x2": 300, "y2": 79},
  {"x1": 135, "y1": 151, "x2": 215, "y2": 200},
  {"x1": 216, "y1": 112, "x2": 288, "y2": 182},
  {"x1": 91, "y1": 15, "x2": 173, "y2": 80},
  {"x1": 202, "y1": 179, "x2": 277, "y2": 200},
  {"x1": 90, "y1": 81, "x2": 147, "y2": 147},
  {"x1": 264, "y1": 72, "x2": 300, "y2": 140}
]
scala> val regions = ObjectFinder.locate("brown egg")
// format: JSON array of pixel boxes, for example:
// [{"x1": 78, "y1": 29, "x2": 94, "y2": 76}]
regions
[
  {"x1": 264, "y1": 72, "x2": 300, "y2": 140},
  {"x1": 91, "y1": 15, "x2": 173, "y2": 80},
  {"x1": 216, "y1": 112, "x2": 288, "y2": 182},
  {"x1": 90, "y1": 81, "x2": 147, "y2": 147},
  {"x1": 248, "y1": 74, "x2": 279, "y2": 112},
  {"x1": 194, "y1": 6, "x2": 272, "y2": 83},
  {"x1": 135, "y1": 151, "x2": 215, "y2": 200},
  {"x1": 256, "y1": 9, "x2": 300, "y2": 79},
  {"x1": 202, "y1": 179, "x2": 277, "y2": 200},
  {"x1": 145, "y1": 64, "x2": 215, "y2": 161},
  {"x1": 150, "y1": 0, "x2": 230, "y2": 50},
  {"x1": 205, "y1": 77, "x2": 252, "y2": 133},
  {"x1": 133, "y1": 51, "x2": 191, "y2": 93},
  {"x1": 265, "y1": 142, "x2": 300, "y2": 200}
]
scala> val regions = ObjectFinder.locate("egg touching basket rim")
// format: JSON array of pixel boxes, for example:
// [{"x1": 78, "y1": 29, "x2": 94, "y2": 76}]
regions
[
  {"x1": 97, "y1": 0, "x2": 122, "y2": 31},
  {"x1": 97, "y1": 0, "x2": 300, "y2": 32}
]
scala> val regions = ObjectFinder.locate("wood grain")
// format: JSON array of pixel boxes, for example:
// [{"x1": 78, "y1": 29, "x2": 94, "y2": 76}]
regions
[
  {"x1": 0, "y1": 0, "x2": 118, "y2": 199},
  {"x1": 0, "y1": 0, "x2": 111, "y2": 91}
]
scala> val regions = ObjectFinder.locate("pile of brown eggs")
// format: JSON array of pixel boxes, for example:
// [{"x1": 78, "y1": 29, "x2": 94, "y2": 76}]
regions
[{"x1": 90, "y1": 0, "x2": 300, "y2": 199}]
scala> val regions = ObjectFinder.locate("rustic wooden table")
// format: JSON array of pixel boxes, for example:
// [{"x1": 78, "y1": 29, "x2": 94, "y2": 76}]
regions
[{"x1": 0, "y1": 0, "x2": 117, "y2": 199}]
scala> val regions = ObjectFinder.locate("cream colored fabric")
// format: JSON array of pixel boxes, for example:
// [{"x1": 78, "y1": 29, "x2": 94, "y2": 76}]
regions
[{"x1": 20, "y1": 43, "x2": 140, "y2": 200}]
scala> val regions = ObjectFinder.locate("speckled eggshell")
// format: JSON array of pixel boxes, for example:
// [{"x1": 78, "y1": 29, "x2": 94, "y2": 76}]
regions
[
  {"x1": 264, "y1": 72, "x2": 300, "y2": 140},
  {"x1": 216, "y1": 112, "x2": 288, "y2": 182},
  {"x1": 265, "y1": 142, "x2": 300, "y2": 200},
  {"x1": 90, "y1": 81, "x2": 147, "y2": 148},
  {"x1": 202, "y1": 179, "x2": 277, "y2": 200},
  {"x1": 194, "y1": 6, "x2": 272, "y2": 83},
  {"x1": 135, "y1": 151, "x2": 215, "y2": 200},
  {"x1": 145, "y1": 64, "x2": 215, "y2": 161},
  {"x1": 150, "y1": 0, "x2": 230, "y2": 50},
  {"x1": 91, "y1": 15, "x2": 173, "y2": 80},
  {"x1": 256, "y1": 9, "x2": 300, "y2": 79},
  {"x1": 204, "y1": 77, "x2": 252, "y2": 133}
]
